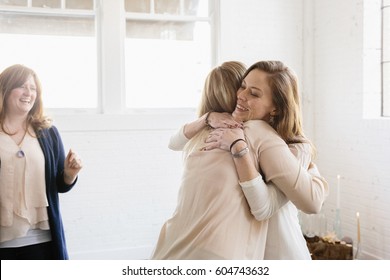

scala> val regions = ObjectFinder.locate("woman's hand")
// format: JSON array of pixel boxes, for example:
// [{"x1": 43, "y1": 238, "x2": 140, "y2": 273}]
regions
[
  {"x1": 206, "y1": 112, "x2": 243, "y2": 129},
  {"x1": 204, "y1": 127, "x2": 245, "y2": 151},
  {"x1": 63, "y1": 149, "x2": 83, "y2": 185},
  {"x1": 182, "y1": 112, "x2": 242, "y2": 140}
]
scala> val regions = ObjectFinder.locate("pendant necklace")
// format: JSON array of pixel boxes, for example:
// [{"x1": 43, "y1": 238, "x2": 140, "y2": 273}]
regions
[{"x1": 16, "y1": 129, "x2": 27, "y2": 158}]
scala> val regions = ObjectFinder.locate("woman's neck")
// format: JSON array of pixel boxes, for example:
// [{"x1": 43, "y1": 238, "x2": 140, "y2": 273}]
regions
[{"x1": 4, "y1": 114, "x2": 28, "y2": 133}]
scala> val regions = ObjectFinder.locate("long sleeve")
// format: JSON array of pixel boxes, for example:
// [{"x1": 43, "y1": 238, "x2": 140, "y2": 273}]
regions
[
  {"x1": 240, "y1": 175, "x2": 288, "y2": 220},
  {"x1": 245, "y1": 120, "x2": 329, "y2": 214},
  {"x1": 240, "y1": 142, "x2": 312, "y2": 220},
  {"x1": 37, "y1": 126, "x2": 74, "y2": 259},
  {"x1": 168, "y1": 125, "x2": 189, "y2": 151}
]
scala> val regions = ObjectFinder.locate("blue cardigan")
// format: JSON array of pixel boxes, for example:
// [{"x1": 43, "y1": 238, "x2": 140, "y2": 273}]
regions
[{"x1": 37, "y1": 126, "x2": 77, "y2": 260}]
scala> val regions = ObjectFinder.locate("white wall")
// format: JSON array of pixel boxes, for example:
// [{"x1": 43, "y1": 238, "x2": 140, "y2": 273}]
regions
[
  {"x1": 55, "y1": 114, "x2": 194, "y2": 259},
  {"x1": 311, "y1": 0, "x2": 390, "y2": 259},
  {"x1": 219, "y1": 0, "x2": 304, "y2": 77},
  {"x1": 55, "y1": 0, "x2": 389, "y2": 260}
]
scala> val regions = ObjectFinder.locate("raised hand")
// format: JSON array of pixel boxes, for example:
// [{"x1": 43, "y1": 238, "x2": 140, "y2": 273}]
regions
[{"x1": 63, "y1": 149, "x2": 83, "y2": 185}]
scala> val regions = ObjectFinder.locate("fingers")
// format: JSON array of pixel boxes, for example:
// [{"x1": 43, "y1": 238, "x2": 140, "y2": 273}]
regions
[
  {"x1": 202, "y1": 142, "x2": 219, "y2": 151},
  {"x1": 209, "y1": 112, "x2": 242, "y2": 129},
  {"x1": 215, "y1": 120, "x2": 243, "y2": 129},
  {"x1": 206, "y1": 130, "x2": 223, "y2": 143},
  {"x1": 224, "y1": 120, "x2": 244, "y2": 129},
  {"x1": 65, "y1": 148, "x2": 72, "y2": 162},
  {"x1": 66, "y1": 149, "x2": 83, "y2": 169}
]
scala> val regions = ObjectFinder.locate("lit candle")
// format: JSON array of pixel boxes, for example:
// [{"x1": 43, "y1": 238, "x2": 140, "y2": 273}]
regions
[
  {"x1": 357, "y1": 212, "x2": 361, "y2": 243},
  {"x1": 336, "y1": 175, "x2": 341, "y2": 209}
]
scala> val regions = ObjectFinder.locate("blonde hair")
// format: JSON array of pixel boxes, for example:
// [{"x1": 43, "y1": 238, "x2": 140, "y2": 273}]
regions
[
  {"x1": 0, "y1": 64, "x2": 52, "y2": 134},
  {"x1": 197, "y1": 61, "x2": 246, "y2": 116},
  {"x1": 245, "y1": 61, "x2": 316, "y2": 155},
  {"x1": 184, "y1": 61, "x2": 246, "y2": 155}
]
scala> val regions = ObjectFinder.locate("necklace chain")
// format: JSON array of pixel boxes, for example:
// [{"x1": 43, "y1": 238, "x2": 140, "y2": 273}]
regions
[
  {"x1": 17, "y1": 128, "x2": 28, "y2": 147},
  {"x1": 4, "y1": 122, "x2": 28, "y2": 158}
]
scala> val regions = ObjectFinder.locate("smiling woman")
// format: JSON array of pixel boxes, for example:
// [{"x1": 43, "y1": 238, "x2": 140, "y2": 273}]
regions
[
  {"x1": 2, "y1": 74, "x2": 38, "y2": 157},
  {"x1": 0, "y1": 64, "x2": 83, "y2": 260}
]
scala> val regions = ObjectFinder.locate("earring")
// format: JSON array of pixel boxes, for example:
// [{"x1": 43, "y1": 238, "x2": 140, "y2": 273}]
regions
[{"x1": 269, "y1": 114, "x2": 275, "y2": 125}]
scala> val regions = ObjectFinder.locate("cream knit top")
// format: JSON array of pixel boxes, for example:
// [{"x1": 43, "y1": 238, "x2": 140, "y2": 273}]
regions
[{"x1": 0, "y1": 131, "x2": 49, "y2": 243}]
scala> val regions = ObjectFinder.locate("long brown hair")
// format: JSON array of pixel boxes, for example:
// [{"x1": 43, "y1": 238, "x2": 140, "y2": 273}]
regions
[
  {"x1": 244, "y1": 61, "x2": 315, "y2": 154},
  {"x1": 0, "y1": 64, "x2": 52, "y2": 134}
]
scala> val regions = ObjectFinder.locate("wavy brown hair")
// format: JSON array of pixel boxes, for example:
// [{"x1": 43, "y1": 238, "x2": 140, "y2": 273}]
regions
[
  {"x1": 244, "y1": 61, "x2": 305, "y2": 143},
  {"x1": 0, "y1": 64, "x2": 52, "y2": 134}
]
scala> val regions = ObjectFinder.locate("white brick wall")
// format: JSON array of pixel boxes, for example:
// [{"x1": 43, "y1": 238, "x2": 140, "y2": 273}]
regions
[
  {"x1": 59, "y1": 128, "x2": 185, "y2": 259},
  {"x1": 52, "y1": 0, "x2": 389, "y2": 260},
  {"x1": 311, "y1": 0, "x2": 390, "y2": 259}
]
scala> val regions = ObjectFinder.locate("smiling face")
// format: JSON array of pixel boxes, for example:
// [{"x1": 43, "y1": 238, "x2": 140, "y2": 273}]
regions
[
  {"x1": 232, "y1": 69, "x2": 276, "y2": 122},
  {"x1": 5, "y1": 74, "x2": 37, "y2": 117}
]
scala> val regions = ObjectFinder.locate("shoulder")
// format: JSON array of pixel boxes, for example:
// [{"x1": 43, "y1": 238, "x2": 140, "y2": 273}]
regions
[
  {"x1": 37, "y1": 125, "x2": 61, "y2": 141},
  {"x1": 244, "y1": 120, "x2": 275, "y2": 131},
  {"x1": 288, "y1": 142, "x2": 311, "y2": 155},
  {"x1": 244, "y1": 120, "x2": 284, "y2": 143},
  {"x1": 288, "y1": 142, "x2": 312, "y2": 168}
]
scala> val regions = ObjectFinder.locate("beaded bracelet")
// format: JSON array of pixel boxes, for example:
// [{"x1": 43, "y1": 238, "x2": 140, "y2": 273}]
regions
[
  {"x1": 232, "y1": 147, "x2": 249, "y2": 158},
  {"x1": 229, "y1": 138, "x2": 246, "y2": 152}
]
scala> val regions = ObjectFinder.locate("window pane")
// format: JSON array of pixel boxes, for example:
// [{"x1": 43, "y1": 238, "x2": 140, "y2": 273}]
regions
[
  {"x1": 383, "y1": 5, "x2": 390, "y2": 116},
  {"x1": 382, "y1": 4, "x2": 390, "y2": 117},
  {"x1": 125, "y1": 0, "x2": 150, "y2": 13},
  {"x1": 125, "y1": 0, "x2": 208, "y2": 16},
  {"x1": 154, "y1": 0, "x2": 180, "y2": 15},
  {"x1": 126, "y1": 20, "x2": 199, "y2": 40},
  {"x1": 66, "y1": 0, "x2": 94, "y2": 10},
  {"x1": 0, "y1": 0, "x2": 26, "y2": 6},
  {"x1": 125, "y1": 22, "x2": 211, "y2": 108},
  {"x1": 384, "y1": 6, "x2": 390, "y2": 62},
  {"x1": 0, "y1": 13, "x2": 97, "y2": 109},
  {"x1": 125, "y1": 0, "x2": 211, "y2": 109},
  {"x1": 383, "y1": 63, "x2": 390, "y2": 116},
  {"x1": 0, "y1": 14, "x2": 94, "y2": 36},
  {"x1": 184, "y1": 0, "x2": 208, "y2": 16},
  {"x1": 32, "y1": 0, "x2": 60, "y2": 8}
]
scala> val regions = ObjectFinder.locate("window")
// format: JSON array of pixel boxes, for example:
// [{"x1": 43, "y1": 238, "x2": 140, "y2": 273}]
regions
[
  {"x1": 0, "y1": 0, "x2": 97, "y2": 110},
  {"x1": 124, "y1": 0, "x2": 213, "y2": 109},
  {"x1": 363, "y1": 0, "x2": 383, "y2": 118},
  {"x1": 383, "y1": 0, "x2": 390, "y2": 116},
  {"x1": 0, "y1": 0, "x2": 215, "y2": 113}
]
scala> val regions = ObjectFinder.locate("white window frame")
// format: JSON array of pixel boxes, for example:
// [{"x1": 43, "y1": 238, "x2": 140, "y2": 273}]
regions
[
  {"x1": 0, "y1": 0, "x2": 220, "y2": 131},
  {"x1": 362, "y1": 0, "x2": 384, "y2": 119},
  {"x1": 82, "y1": 0, "x2": 218, "y2": 131}
]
